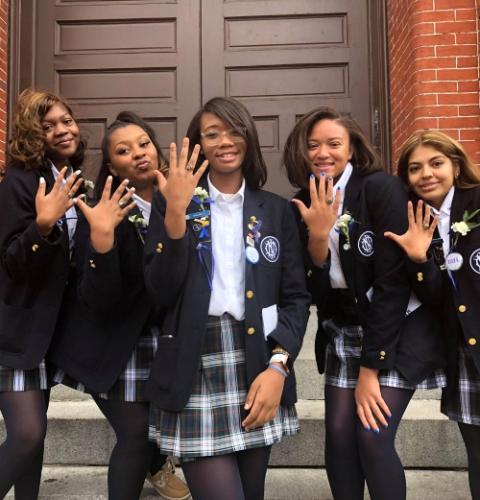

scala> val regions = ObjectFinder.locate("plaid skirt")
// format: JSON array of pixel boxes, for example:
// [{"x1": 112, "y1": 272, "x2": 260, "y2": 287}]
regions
[
  {"x1": 441, "y1": 343, "x2": 480, "y2": 425},
  {"x1": 52, "y1": 326, "x2": 158, "y2": 402},
  {"x1": 149, "y1": 314, "x2": 299, "y2": 459},
  {"x1": 0, "y1": 360, "x2": 49, "y2": 393},
  {"x1": 323, "y1": 319, "x2": 447, "y2": 390}
]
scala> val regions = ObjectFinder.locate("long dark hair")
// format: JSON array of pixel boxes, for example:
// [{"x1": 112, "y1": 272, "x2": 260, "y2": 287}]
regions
[
  {"x1": 94, "y1": 111, "x2": 168, "y2": 199},
  {"x1": 8, "y1": 88, "x2": 86, "y2": 170},
  {"x1": 283, "y1": 106, "x2": 383, "y2": 190},
  {"x1": 186, "y1": 97, "x2": 267, "y2": 189}
]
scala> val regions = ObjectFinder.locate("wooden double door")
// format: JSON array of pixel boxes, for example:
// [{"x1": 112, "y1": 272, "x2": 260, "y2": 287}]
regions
[{"x1": 11, "y1": 0, "x2": 386, "y2": 194}]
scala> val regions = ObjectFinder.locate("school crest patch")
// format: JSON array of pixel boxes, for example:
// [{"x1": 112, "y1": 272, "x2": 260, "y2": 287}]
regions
[
  {"x1": 357, "y1": 231, "x2": 374, "y2": 257},
  {"x1": 469, "y1": 248, "x2": 480, "y2": 274},
  {"x1": 260, "y1": 236, "x2": 280, "y2": 263}
]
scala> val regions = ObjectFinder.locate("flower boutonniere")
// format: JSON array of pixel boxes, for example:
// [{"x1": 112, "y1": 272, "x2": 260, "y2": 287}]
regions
[
  {"x1": 128, "y1": 214, "x2": 148, "y2": 244},
  {"x1": 192, "y1": 187, "x2": 214, "y2": 211},
  {"x1": 451, "y1": 209, "x2": 480, "y2": 247},
  {"x1": 335, "y1": 211, "x2": 356, "y2": 250}
]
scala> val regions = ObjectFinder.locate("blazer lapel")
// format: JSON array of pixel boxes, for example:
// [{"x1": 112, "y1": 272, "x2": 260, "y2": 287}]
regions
[
  {"x1": 243, "y1": 187, "x2": 265, "y2": 285},
  {"x1": 339, "y1": 171, "x2": 363, "y2": 291}
]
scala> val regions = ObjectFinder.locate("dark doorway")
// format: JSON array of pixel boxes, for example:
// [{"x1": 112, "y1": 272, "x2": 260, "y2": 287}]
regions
[{"x1": 9, "y1": 0, "x2": 389, "y2": 195}]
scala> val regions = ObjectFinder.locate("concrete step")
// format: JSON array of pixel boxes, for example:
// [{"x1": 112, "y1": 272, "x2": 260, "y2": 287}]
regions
[
  {"x1": 0, "y1": 399, "x2": 466, "y2": 468},
  {"x1": 6, "y1": 466, "x2": 471, "y2": 499}
]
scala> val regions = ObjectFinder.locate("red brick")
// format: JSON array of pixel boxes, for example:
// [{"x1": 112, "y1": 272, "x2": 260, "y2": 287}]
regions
[
  {"x1": 436, "y1": 44, "x2": 477, "y2": 56},
  {"x1": 412, "y1": 33, "x2": 456, "y2": 47},
  {"x1": 458, "y1": 81, "x2": 479, "y2": 92},
  {"x1": 414, "y1": 22, "x2": 435, "y2": 34},
  {"x1": 417, "y1": 81, "x2": 457, "y2": 93},
  {"x1": 435, "y1": 0, "x2": 474, "y2": 7},
  {"x1": 435, "y1": 21, "x2": 476, "y2": 34},
  {"x1": 439, "y1": 129, "x2": 461, "y2": 140},
  {"x1": 438, "y1": 93, "x2": 478, "y2": 105},
  {"x1": 439, "y1": 117, "x2": 480, "y2": 129},
  {"x1": 413, "y1": 46, "x2": 436, "y2": 58},
  {"x1": 455, "y1": 8, "x2": 477, "y2": 21},
  {"x1": 437, "y1": 68, "x2": 478, "y2": 80},
  {"x1": 455, "y1": 33, "x2": 478, "y2": 44},
  {"x1": 415, "y1": 69, "x2": 437, "y2": 81},
  {"x1": 457, "y1": 57, "x2": 479, "y2": 68},
  {"x1": 417, "y1": 57, "x2": 456, "y2": 69},
  {"x1": 459, "y1": 105, "x2": 480, "y2": 116},
  {"x1": 412, "y1": 117, "x2": 439, "y2": 129},
  {"x1": 416, "y1": 94, "x2": 438, "y2": 105},
  {"x1": 413, "y1": 0, "x2": 434, "y2": 9},
  {"x1": 413, "y1": 10, "x2": 454, "y2": 22},
  {"x1": 460, "y1": 129, "x2": 480, "y2": 140},
  {"x1": 417, "y1": 105, "x2": 459, "y2": 117}
]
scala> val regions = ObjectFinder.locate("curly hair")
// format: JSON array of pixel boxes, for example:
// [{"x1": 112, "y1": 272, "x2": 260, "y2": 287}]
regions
[
  {"x1": 397, "y1": 130, "x2": 480, "y2": 190},
  {"x1": 8, "y1": 88, "x2": 86, "y2": 170}
]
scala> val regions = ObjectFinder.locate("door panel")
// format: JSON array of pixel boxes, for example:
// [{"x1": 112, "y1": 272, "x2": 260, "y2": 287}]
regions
[{"x1": 202, "y1": 0, "x2": 370, "y2": 196}]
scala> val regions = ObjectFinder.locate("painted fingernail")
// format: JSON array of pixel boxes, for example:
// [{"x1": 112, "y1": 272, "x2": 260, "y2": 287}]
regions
[
  {"x1": 310, "y1": 174, "x2": 315, "y2": 179},
  {"x1": 39, "y1": 177, "x2": 45, "y2": 184},
  {"x1": 387, "y1": 414, "x2": 393, "y2": 419},
  {"x1": 75, "y1": 170, "x2": 82, "y2": 176},
  {"x1": 383, "y1": 423, "x2": 389, "y2": 429},
  {"x1": 320, "y1": 172, "x2": 325, "y2": 177},
  {"x1": 337, "y1": 186, "x2": 341, "y2": 190},
  {"x1": 374, "y1": 428, "x2": 380, "y2": 434},
  {"x1": 364, "y1": 426, "x2": 371, "y2": 432},
  {"x1": 328, "y1": 176, "x2": 333, "y2": 181}
]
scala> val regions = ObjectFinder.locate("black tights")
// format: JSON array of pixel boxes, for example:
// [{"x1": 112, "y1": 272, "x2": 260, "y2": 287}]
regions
[
  {"x1": 181, "y1": 446, "x2": 271, "y2": 500},
  {"x1": 0, "y1": 389, "x2": 50, "y2": 500},
  {"x1": 325, "y1": 384, "x2": 414, "y2": 500},
  {"x1": 93, "y1": 396, "x2": 166, "y2": 500},
  {"x1": 458, "y1": 422, "x2": 480, "y2": 500}
]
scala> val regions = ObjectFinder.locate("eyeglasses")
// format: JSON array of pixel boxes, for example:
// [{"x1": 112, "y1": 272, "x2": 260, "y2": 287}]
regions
[{"x1": 200, "y1": 128, "x2": 246, "y2": 145}]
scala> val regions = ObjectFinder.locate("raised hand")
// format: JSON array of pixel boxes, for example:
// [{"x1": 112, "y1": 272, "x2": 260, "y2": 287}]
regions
[
  {"x1": 155, "y1": 138, "x2": 209, "y2": 239},
  {"x1": 384, "y1": 200, "x2": 437, "y2": 263},
  {"x1": 291, "y1": 173, "x2": 341, "y2": 265},
  {"x1": 75, "y1": 176, "x2": 136, "y2": 253},
  {"x1": 35, "y1": 167, "x2": 83, "y2": 236}
]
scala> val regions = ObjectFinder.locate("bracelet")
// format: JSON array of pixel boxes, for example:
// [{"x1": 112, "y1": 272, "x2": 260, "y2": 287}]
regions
[
  {"x1": 268, "y1": 362, "x2": 288, "y2": 378},
  {"x1": 271, "y1": 346, "x2": 290, "y2": 357}
]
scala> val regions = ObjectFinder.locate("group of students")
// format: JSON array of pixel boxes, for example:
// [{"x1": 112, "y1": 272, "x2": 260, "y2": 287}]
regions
[{"x1": 0, "y1": 88, "x2": 478, "y2": 500}]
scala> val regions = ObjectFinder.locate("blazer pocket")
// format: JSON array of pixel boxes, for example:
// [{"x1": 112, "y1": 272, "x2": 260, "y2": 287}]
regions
[
  {"x1": 150, "y1": 336, "x2": 179, "y2": 390},
  {"x1": 0, "y1": 302, "x2": 30, "y2": 354}
]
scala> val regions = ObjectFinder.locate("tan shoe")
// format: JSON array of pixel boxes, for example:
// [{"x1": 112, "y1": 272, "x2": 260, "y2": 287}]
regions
[{"x1": 147, "y1": 457, "x2": 191, "y2": 500}]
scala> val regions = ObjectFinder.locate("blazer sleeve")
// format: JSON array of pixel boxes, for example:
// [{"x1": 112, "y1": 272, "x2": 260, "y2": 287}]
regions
[
  {"x1": 144, "y1": 191, "x2": 191, "y2": 308},
  {"x1": 406, "y1": 256, "x2": 445, "y2": 307},
  {"x1": 0, "y1": 167, "x2": 64, "y2": 282},
  {"x1": 360, "y1": 174, "x2": 411, "y2": 369},
  {"x1": 74, "y1": 213, "x2": 125, "y2": 315},
  {"x1": 267, "y1": 201, "x2": 311, "y2": 362}
]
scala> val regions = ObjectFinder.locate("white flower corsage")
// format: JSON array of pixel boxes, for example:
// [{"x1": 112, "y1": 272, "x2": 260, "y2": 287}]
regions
[
  {"x1": 128, "y1": 214, "x2": 148, "y2": 243},
  {"x1": 83, "y1": 179, "x2": 95, "y2": 191},
  {"x1": 451, "y1": 209, "x2": 480, "y2": 246},
  {"x1": 335, "y1": 212, "x2": 355, "y2": 250}
]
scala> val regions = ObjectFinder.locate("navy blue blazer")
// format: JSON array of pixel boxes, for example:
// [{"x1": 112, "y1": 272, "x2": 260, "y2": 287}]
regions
[
  {"x1": 295, "y1": 169, "x2": 446, "y2": 384},
  {"x1": 407, "y1": 186, "x2": 480, "y2": 398},
  {"x1": 0, "y1": 163, "x2": 71, "y2": 369},
  {"x1": 144, "y1": 183, "x2": 311, "y2": 412},
  {"x1": 50, "y1": 209, "x2": 161, "y2": 392}
]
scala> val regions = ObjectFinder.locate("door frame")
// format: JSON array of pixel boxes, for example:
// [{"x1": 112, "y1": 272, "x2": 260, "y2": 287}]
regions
[{"x1": 8, "y1": 0, "x2": 392, "y2": 168}]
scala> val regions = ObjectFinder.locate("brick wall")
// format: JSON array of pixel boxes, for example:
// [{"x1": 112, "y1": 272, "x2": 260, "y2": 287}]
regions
[
  {"x1": 0, "y1": 0, "x2": 8, "y2": 172},
  {"x1": 388, "y1": 0, "x2": 480, "y2": 167}
]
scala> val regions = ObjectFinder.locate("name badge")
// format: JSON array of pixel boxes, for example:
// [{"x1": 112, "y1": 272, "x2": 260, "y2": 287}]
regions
[{"x1": 446, "y1": 252, "x2": 463, "y2": 271}]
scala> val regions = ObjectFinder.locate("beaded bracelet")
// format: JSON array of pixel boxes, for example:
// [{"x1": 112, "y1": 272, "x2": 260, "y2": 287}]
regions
[{"x1": 268, "y1": 362, "x2": 288, "y2": 378}]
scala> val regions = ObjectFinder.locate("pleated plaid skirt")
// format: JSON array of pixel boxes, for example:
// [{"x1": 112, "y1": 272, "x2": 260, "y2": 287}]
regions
[
  {"x1": 441, "y1": 343, "x2": 480, "y2": 426},
  {"x1": 0, "y1": 360, "x2": 49, "y2": 392},
  {"x1": 323, "y1": 318, "x2": 446, "y2": 390},
  {"x1": 52, "y1": 326, "x2": 158, "y2": 402},
  {"x1": 148, "y1": 314, "x2": 299, "y2": 459}
]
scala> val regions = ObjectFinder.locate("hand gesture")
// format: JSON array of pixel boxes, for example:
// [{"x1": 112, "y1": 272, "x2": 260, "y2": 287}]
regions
[
  {"x1": 35, "y1": 167, "x2": 83, "y2": 236},
  {"x1": 384, "y1": 200, "x2": 437, "y2": 263},
  {"x1": 155, "y1": 138, "x2": 209, "y2": 239},
  {"x1": 75, "y1": 176, "x2": 136, "y2": 253},
  {"x1": 355, "y1": 366, "x2": 391, "y2": 433},
  {"x1": 242, "y1": 366, "x2": 285, "y2": 431},
  {"x1": 291, "y1": 174, "x2": 341, "y2": 240}
]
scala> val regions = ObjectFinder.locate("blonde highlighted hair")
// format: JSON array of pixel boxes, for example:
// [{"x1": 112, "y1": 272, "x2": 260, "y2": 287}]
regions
[
  {"x1": 8, "y1": 88, "x2": 86, "y2": 170},
  {"x1": 397, "y1": 130, "x2": 480, "y2": 189}
]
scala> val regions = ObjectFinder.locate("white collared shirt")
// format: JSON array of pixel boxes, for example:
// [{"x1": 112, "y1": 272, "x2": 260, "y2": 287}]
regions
[
  {"x1": 329, "y1": 162, "x2": 354, "y2": 289},
  {"x1": 207, "y1": 176, "x2": 246, "y2": 320},
  {"x1": 132, "y1": 193, "x2": 151, "y2": 224},
  {"x1": 431, "y1": 185, "x2": 455, "y2": 256},
  {"x1": 50, "y1": 161, "x2": 77, "y2": 247}
]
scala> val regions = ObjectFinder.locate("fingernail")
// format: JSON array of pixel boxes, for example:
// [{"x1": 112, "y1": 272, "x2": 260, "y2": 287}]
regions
[
  {"x1": 39, "y1": 177, "x2": 45, "y2": 184},
  {"x1": 124, "y1": 179, "x2": 130, "y2": 184},
  {"x1": 130, "y1": 187, "x2": 136, "y2": 192},
  {"x1": 328, "y1": 176, "x2": 333, "y2": 181},
  {"x1": 107, "y1": 175, "x2": 112, "y2": 181},
  {"x1": 75, "y1": 170, "x2": 82, "y2": 176},
  {"x1": 383, "y1": 423, "x2": 389, "y2": 429},
  {"x1": 364, "y1": 426, "x2": 371, "y2": 432},
  {"x1": 387, "y1": 414, "x2": 393, "y2": 419},
  {"x1": 337, "y1": 186, "x2": 341, "y2": 190},
  {"x1": 320, "y1": 172, "x2": 325, "y2": 177},
  {"x1": 374, "y1": 428, "x2": 380, "y2": 434},
  {"x1": 310, "y1": 174, "x2": 315, "y2": 179}
]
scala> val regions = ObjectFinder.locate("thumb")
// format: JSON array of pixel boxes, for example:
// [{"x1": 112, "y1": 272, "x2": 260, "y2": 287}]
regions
[
  {"x1": 291, "y1": 198, "x2": 307, "y2": 218},
  {"x1": 154, "y1": 170, "x2": 167, "y2": 192},
  {"x1": 73, "y1": 195, "x2": 90, "y2": 217},
  {"x1": 244, "y1": 381, "x2": 259, "y2": 410},
  {"x1": 384, "y1": 231, "x2": 401, "y2": 245}
]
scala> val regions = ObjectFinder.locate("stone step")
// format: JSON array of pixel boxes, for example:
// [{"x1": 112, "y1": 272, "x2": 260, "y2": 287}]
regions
[
  {"x1": 0, "y1": 399, "x2": 466, "y2": 468},
  {"x1": 6, "y1": 466, "x2": 471, "y2": 500}
]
